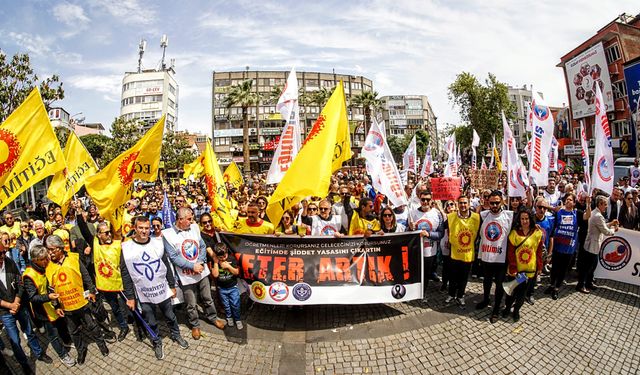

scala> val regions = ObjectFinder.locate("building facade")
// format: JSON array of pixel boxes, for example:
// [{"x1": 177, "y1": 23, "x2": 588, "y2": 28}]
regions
[
  {"x1": 557, "y1": 12, "x2": 640, "y2": 158},
  {"x1": 211, "y1": 70, "x2": 373, "y2": 169},
  {"x1": 120, "y1": 68, "x2": 178, "y2": 130},
  {"x1": 380, "y1": 95, "x2": 438, "y2": 149},
  {"x1": 506, "y1": 85, "x2": 540, "y2": 150}
]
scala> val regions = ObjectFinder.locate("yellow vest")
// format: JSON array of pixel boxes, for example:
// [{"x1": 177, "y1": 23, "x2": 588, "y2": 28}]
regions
[
  {"x1": 0, "y1": 222, "x2": 21, "y2": 247},
  {"x1": 94, "y1": 240, "x2": 123, "y2": 292},
  {"x1": 53, "y1": 228, "x2": 71, "y2": 252},
  {"x1": 508, "y1": 229, "x2": 543, "y2": 278},
  {"x1": 448, "y1": 212, "x2": 480, "y2": 263},
  {"x1": 22, "y1": 267, "x2": 59, "y2": 322},
  {"x1": 46, "y1": 252, "x2": 87, "y2": 312},
  {"x1": 122, "y1": 210, "x2": 135, "y2": 238},
  {"x1": 348, "y1": 211, "x2": 381, "y2": 236}
]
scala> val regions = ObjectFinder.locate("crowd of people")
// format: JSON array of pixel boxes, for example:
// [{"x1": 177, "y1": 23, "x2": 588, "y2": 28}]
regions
[{"x1": 0, "y1": 158, "x2": 639, "y2": 373}]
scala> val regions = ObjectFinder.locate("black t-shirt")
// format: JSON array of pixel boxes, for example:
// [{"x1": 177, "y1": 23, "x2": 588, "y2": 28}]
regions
[{"x1": 216, "y1": 256, "x2": 238, "y2": 288}]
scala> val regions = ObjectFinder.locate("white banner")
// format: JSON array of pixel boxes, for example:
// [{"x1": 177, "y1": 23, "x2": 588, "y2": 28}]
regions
[
  {"x1": 402, "y1": 135, "x2": 417, "y2": 174},
  {"x1": 594, "y1": 228, "x2": 640, "y2": 286},
  {"x1": 549, "y1": 136, "x2": 559, "y2": 172},
  {"x1": 472, "y1": 130, "x2": 480, "y2": 170},
  {"x1": 420, "y1": 145, "x2": 433, "y2": 178},
  {"x1": 529, "y1": 91, "x2": 555, "y2": 186},
  {"x1": 362, "y1": 118, "x2": 408, "y2": 207},
  {"x1": 444, "y1": 133, "x2": 456, "y2": 177},
  {"x1": 590, "y1": 84, "x2": 614, "y2": 195},
  {"x1": 579, "y1": 121, "x2": 591, "y2": 193},
  {"x1": 564, "y1": 42, "x2": 614, "y2": 119},
  {"x1": 266, "y1": 67, "x2": 301, "y2": 184},
  {"x1": 503, "y1": 112, "x2": 527, "y2": 197}
]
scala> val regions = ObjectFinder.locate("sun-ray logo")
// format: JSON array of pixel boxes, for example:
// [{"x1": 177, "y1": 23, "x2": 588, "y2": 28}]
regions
[
  {"x1": 118, "y1": 151, "x2": 140, "y2": 186},
  {"x1": 302, "y1": 114, "x2": 325, "y2": 146},
  {"x1": 97, "y1": 260, "x2": 114, "y2": 279},
  {"x1": 0, "y1": 129, "x2": 22, "y2": 178}
]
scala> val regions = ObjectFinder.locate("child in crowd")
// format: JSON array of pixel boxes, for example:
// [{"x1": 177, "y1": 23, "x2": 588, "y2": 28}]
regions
[{"x1": 212, "y1": 243, "x2": 243, "y2": 329}]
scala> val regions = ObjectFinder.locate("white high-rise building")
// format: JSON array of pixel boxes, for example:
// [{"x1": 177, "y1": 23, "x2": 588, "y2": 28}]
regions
[{"x1": 120, "y1": 36, "x2": 178, "y2": 130}]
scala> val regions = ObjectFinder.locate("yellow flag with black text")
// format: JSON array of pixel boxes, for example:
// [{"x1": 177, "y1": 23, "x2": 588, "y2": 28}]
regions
[
  {"x1": 203, "y1": 140, "x2": 235, "y2": 230},
  {"x1": 47, "y1": 132, "x2": 98, "y2": 213},
  {"x1": 493, "y1": 146, "x2": 502, "y2": 172},
  {"x1": 266, "y1": 82, "x2": 351, "y2": 225},
  {"x1": 85, "y1": 117, "x2": 165, "y2": 231},
  {"x1": 223, "y1": 161, "x2": 244, "y2": 190},
  {"x1": 0, "y1": 88, "x2": 66, "y2": 210}
]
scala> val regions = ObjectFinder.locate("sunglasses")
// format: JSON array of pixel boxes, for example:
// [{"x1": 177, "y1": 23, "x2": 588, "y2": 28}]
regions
[
  {"x1": 421, "y1": 198, "x2": 431, "y2": 202},
  {"x1": 308, "y1": 207, "x2": 318, "y2": 211},
  {"x1": 489, "y1": 202, "x2": 501, "y2": 206},
  {"x1": 98, "y1": 231, "x2": 111, "y2": 235},
  {"x1": 382, "y1": 214, "x2": 394, "y2": 217},
  {"x1": 201, "y1": 220, "x2": 212, "y2": 224},
  {"x1": 447, "y1": 203, "x2": 456, "y2": 207},
  {"x1": 536, "y1": 206, "x2": 547, "y2": 210},
  {"x1": 319, "y1": 207, "x2": 330, "y2": 211}
]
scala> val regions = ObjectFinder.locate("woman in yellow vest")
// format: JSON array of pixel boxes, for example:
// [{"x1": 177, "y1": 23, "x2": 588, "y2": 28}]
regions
[
  {"x1": 445, "y1": 195, "x2": 480, "y2": 307},
  {"x1": 22, "y1": 245, "x2": 77, "y2": 367},
  {"x1": 502, "y1": 210, "x2": 543, "y2": 323},
  {"x1": 44, "y1": 235, "x2": 109, "y2": 365}
]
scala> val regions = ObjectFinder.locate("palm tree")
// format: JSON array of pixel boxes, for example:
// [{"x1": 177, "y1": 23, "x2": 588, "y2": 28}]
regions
[
  {"x1": 352, "y1": 90, "x2": 382, "y2": 136},
  {"x1": 222, "y1": 79, "x2": 259, "y2": 174}
]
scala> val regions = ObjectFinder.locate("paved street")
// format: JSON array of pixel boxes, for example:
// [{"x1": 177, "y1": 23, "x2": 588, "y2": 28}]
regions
[{"x1": 3, "y1": 275, "x2": 639, "y2": 374}]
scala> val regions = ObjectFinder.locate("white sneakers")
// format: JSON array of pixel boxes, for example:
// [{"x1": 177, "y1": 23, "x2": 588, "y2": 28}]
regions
[
  {"x1": 235, "y1": 321, "x2": 243, "y2": 330},
  {"x1": 227, "y1": 318, "x2": 234, "y2": 327}
]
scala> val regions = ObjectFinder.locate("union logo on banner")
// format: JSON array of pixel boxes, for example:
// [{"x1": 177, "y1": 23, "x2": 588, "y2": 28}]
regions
[
  {"x1": 532, "y1": 101, "x2": 549, "y2": 121},
  {"x1": 596, "y1": 156, "x2": 612, "y2": 182},
  {"x1": 0, "y1": 129, "x2": 21, "y2": 177},
  {"x1": 364, "y1": 131, "x2": 384, "y2": 152},
  {"x1": 118, "y1": 151, "x2": 140, "y2": 186}
]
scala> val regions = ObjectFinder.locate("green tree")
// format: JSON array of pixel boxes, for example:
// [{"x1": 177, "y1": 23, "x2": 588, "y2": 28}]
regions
[
  {"x1": 309, "y1": 86, "x2": 335, "y2": 109},
  {"x1": 101, "y1": 117, "x2": 143, "y2": 166},
  {"x1": 352, "y1": 90, "x2": 383, "y2": 135},
  {"x1": 0, "y1": 52, "x2": 64, "y2": 122},
  {"x1": 80, "y1": 133, "x2": 110, "y2": 168},
  {"x1": 161, "y1": 131, "x2": 195, "y2": 172},
  {"x1": 447, "y1": 72, "x2": 515, "y2": 151},
  {"x1": 222, "y1": 79, "x2": 259, "y2": 174},
  {"x1": 387, "y1": 135, "x2": 408, "y2": 163}
]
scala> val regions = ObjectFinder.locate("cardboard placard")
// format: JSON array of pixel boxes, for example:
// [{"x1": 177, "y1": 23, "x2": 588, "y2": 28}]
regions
[{"x1": 469, "y1": 169, "x2": 500, "y2": 190}]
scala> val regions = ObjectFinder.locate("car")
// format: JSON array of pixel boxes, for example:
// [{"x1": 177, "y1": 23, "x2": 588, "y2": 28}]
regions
[{"x1": 614, "y1": 157, "x2": 635, "y2": 184}]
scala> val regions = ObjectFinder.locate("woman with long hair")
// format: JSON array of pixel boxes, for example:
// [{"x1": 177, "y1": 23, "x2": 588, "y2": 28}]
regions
[
  {"x1": 379, "y1": 206, "x2": 405, "y2": 233},
  {"x1": 275, "y1": 210, "x2": 305, "y2": 236},
  {"x1": 618, "y1": 191, "x2": 639, "y2": 230},
  {"x1": 501, "y1": 209, "x2": 543, "y2": 323}
]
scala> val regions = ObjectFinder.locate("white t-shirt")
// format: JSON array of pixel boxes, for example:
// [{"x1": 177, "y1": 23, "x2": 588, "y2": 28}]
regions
[
  {"x1": 478, "y1": 210, "x2": 514, "y2": 263},
  {"x1": 409, "y1": 207, "x2": 443, "y2": 257}
]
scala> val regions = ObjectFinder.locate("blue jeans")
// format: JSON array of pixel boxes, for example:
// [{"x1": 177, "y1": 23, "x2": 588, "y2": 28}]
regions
[
  {"x1": 0, "y1": 308, "x2": 43, "y2": 366},
  {"x1": 10, "y1": 247, "x2": 26, "y2": 273},
  {"x1": 42, "y1": 320, "x2": 68, "y2": 358},
  {"x1": 141, "y1": 298, "x2": 181, "y2": 344},
  {"x1": 218, "y1": 285, "x2": 241, "y2": 321}
]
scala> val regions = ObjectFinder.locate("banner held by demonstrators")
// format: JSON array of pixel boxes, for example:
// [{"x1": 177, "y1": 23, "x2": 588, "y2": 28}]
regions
[
  {"x1": 594, "y1": 228, "x2": 640, "y2": 286},
  {"x1": 219, "y1": 232, "x2": 423, "y2": 305}
]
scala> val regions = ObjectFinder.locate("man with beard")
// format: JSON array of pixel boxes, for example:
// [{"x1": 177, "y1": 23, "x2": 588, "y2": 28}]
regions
[
  {"x1": 605, "y1": 187, "x2": 623, "y2": 222},
  {"x1": 302, "y1": 199, "x2": 343, "y2": 236},
  {"x1": 346, "y1": 198, "x2": 381, "y2": 236},
  {"x1": 476, "y1": 190, "x2": 513, "y2": 321},
  {"x1": 445, "y1": 195, "x2": 480, "y2": 307},
  {"x1": 163, "y1": 208, "x2": 226, "y2": 340},
  {"x1": 543, "y1": 178, "x2": 562, "y2": 207},
  {"x1": 235, "y1": 202, "x2": 275, "y2": 234},
  {"x1": 409, "y1": 191, "x2": 444, "y2": 301},
  {"x1": 121, "y1": 216, "x2": 189, "y2": 360}
]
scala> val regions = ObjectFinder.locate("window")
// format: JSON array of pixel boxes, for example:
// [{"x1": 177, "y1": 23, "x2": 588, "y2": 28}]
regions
[
  {"x1": 605, "y1": 44, "x2": 621, "y2": 64},
  {"x1": 215, "y1": 79, "x2": 231, "y2": 87},
  {"x1": 612, "y1": 120, "x2": 631, "y2": 137},
  {"x1": 612, "y1": 80, "x2": 627, "y2": 99},
  {"x1": 573, "y1": 126, "x2": 581, "y2": 141},
  {"x1": 169, "y1": 84, "x2": 176, "y2": 95},
  {"x1": 351, "y1": 82, "x2": 362, "y2": 90},
  {"x1": 168, "y1": 99, "x2": 175, "y2": 109}
]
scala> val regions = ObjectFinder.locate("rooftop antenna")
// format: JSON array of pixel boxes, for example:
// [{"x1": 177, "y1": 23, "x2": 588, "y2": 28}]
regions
[
  {"x1": 137, "y1": 38, "x2": 146, "y2": 73},
  {"x1": 160, "y1": 34, "x2": 169, "y2": 71}
]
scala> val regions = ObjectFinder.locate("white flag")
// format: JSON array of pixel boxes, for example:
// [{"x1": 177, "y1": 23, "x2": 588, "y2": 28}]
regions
[
  {"x1": 362, "y1": 119, "x2": 407, "y2": 207},
  {"x1": 402, "y1": 135, "x2": 417, "y2": 174},
  {"x1": 549, "y1": 136, "x2": 559, "y2": 172},
  {"x1": 525, "y1": 101, "x2": 533, "y2": 133},
  {"x1": 481, "y1": 157, "x2": 487, "y2": 170},
  {"x1": 420, "y1": 145, "x2": 433, "y2": 177},
  {"x1": 489, "y1": 135, "x2": 495, "y2": 169},
  {"x1": 503, "y1": 112, "x2": 527, "y2": 197},
  {"x1": 528, "y1": 91, "x2": 555, "y2": 186},
  {"x1": 525, "y1": 139, "x2": 532, "y2": 164},
  {"x1": 471, "y1": 130, "x2": 480, "y2": 170},
  {"x1": 266, "y1": 67, "x2": 301, "y2": 184},
  {"x1": 444, "y1": 133, "x2": 456, "y2": 177},
  {"x1": 579, "y1": 121, "x2": 591, "y2": 193},
  {"x1": 590, "y1": 84, "x2": 614, "y2": 195}
]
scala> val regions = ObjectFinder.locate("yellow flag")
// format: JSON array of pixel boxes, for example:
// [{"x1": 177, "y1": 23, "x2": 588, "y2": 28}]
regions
[
  {"x1": 85, "y1": 117, "x2": 165, "y2": 231},
  {"x1": 0, "y1": 88, "x2": 66, "y2": 210},
  {"x1": 493, "y1": 146, "x2": 502, "y2": 172},
  {"x1": 47, "y1": 132, "x2": 98, "y2": 213},
  {"x1": 202, "y1": 140, "x2": 234, "y2": 230},
  {"x1": 223, "y1": 161, "x2": 244, "y2": 189},
  {"x1": 266, "y1": 82, "x2": 351, "y2": 225},
  {"x1": 182, "y1": 154, "x2": 204, "y2": 179}
]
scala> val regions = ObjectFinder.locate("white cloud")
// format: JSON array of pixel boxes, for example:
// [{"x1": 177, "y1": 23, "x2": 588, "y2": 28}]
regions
[
  {"x1": 7, "y1": 32, "x2": 52, "y2": 56},
  {"x1": 52, "y1": 2, "x2": 90, "y2": 27},
  {"x1": 67, "y1": 74, "x2": 122, "y2": 100},
  {"x1": 92, "y1": 0, "x2": 156, "y2": 25}
]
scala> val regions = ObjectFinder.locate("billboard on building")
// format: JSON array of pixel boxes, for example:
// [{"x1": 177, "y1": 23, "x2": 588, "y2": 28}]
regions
[
  {"x1": 624, "y1": 59, "x2": 640, "y2": 120},
  {"x1": 565, "y1": 42, "x2": 614, "y2": 119}
]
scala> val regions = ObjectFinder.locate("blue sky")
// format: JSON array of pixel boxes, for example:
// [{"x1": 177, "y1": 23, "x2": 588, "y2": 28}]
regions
[{"x1": 1, "y1": 0, "x2": 638, "y2": 136}]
